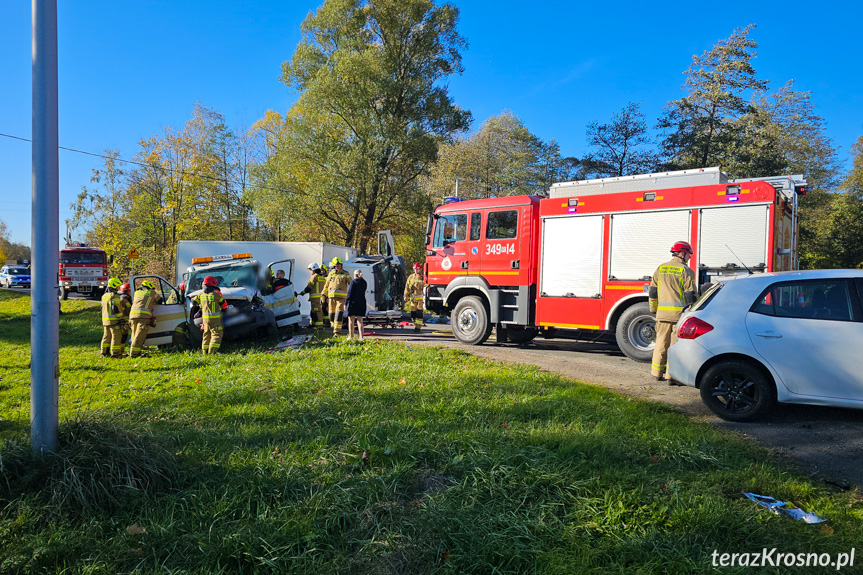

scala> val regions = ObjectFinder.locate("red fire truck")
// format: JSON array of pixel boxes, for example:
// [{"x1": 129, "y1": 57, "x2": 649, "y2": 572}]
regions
[
  {"x1": 423, "y1": 167, "x2": 806, "y2": 361},
  {"x1": 58, "y1": 243, "x2": 110, "y2": 300}
]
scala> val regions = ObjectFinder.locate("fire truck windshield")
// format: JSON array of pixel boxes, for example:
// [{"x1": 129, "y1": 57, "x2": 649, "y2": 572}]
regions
[
  {"x1": 433, "y1": 214, "x2": 467, "y2": 247},
  {"x1": 60, "y1": 251, "x2": 106, "y2": 264}
]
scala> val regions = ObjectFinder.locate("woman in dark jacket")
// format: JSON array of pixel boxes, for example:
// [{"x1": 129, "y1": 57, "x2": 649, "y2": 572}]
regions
[{"x1": 345, "y1": 269, "x2": 367, "y2": 341}]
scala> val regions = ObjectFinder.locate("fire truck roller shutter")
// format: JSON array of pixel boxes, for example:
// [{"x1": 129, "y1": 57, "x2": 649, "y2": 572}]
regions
[
  {"x1": 699, "y1": 205, "x2": 770, "y2": 271},
  {"x1": 609, "y1": 210, "x2": 691, "y2": 281},
  {"x1": 540, "y1": 215, "x2": 603, "y2": 298}
]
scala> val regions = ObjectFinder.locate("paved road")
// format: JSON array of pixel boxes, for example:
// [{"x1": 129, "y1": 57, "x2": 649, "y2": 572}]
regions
[{"x1": 368, "y1": 325, "x2": 863, "y2": 489}]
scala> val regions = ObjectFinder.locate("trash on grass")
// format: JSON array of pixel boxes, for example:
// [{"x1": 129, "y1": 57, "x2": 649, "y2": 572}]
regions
[
  {"x1": 744, "y1": 492, "x2": 826, "y2": 524},
  {"x1": 267, "y1": 334, "x2": 314, "y2": 353}
]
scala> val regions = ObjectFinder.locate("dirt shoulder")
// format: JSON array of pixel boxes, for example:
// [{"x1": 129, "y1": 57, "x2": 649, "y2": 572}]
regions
[{"x1": 366, "y1": 325, "x2": 863, "y2": 489}]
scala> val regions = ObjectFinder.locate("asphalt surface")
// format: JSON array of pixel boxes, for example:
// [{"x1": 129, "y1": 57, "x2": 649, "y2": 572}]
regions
[{"x1": 367, "y1": 324, "x2": 863, "y2": 490}]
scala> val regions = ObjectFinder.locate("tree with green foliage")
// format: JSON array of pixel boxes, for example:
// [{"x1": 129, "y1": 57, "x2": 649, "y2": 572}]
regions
[
  {"x1": 70, "y1": 105, "x2": 261, "y2": 279},
  {"x1": 583, "y1": 102, "x2": 657, "y2": 178},
  {"x1": 813, "y1": 136, "x2": 863, "y2": 269},
  {"x1": 269, "y1": 0, "x2": 472, "y2": 253},
  {"x1": 424, "y1": 111, "x2": 574, "y2": 200},
  {"x1": 0, "y1": 219, "x2": 31, "y2": 263},
  {"x1": 658, "y1": 24, "x2": 767, "y2": 170}
]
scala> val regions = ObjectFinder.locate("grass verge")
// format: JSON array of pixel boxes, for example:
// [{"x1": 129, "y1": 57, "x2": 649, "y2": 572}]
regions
[{"x1": 1, "y1": 290, "x2": 861, "y2": 574}]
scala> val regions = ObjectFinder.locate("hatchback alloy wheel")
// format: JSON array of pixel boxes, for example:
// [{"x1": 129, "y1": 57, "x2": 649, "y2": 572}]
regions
[{"x1": 699, "y1": 359, "x2": 776, "y2": 422}]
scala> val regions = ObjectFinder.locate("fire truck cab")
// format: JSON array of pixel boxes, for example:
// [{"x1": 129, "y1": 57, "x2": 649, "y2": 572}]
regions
[
  {"x1": 424, "y1": 168, "x2": 806, "y2": 362},
  {"x1": 58, "y1": 243, "x2": 110, "y2": 300}
]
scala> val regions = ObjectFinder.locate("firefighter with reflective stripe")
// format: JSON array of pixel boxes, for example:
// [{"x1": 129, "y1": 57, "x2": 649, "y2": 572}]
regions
[
  {"x1": 299, "y1": 262, "x2": 325, "y2": 328},
  {"x1": 100, "y1": 278, "x2": 130, "y2": 358},
  {"x1": 649, "y1": 241, "x2": 697, "y2": 381},
  {"x1": 322, "y1": 257, "x2": 350, "y2": 335},
  {"x1": 129, "y1": 279, "x2": 163, "y2": 358},
  {"x1": 118, "y1": 282, "x2": 132, "y2": 345},
  {"x1": 319, "y1": 264, "x2": 330, "y2": 326},
  {"x1": 404, "y1": 262, "x2": 424, "y2": 332},
  {"x1": 192, "y1": 275, "x2": 227, "y2": 354}
]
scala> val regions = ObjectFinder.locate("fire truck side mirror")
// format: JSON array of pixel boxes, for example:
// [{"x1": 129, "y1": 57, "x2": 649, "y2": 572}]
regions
[{"x1": 108, "y1": 255, "x2": 114, "y2": 265}]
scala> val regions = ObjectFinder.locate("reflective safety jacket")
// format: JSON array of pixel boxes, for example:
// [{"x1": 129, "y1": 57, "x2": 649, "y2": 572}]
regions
[
  {"x1": 323, "y1": 270, "x2": 350, "y2": 301},
  {"x1": 649, "y1": 256, "x2": 697, "y2": 322},
  {"x1": 404, "y1": 272, "x2": 424, "y2": 302},
  {"x1": 193, "y1": 289, "x2": 227, "y2": 327},
  {"x1": 101, "y1": 290, "x2": 131, "y2": 326},
  {"x1": 130, "y1": 288, "x2": 163, "y2": 319},
  {"x1": 300, "y1": 272, "x2": 325, "y2": 300}
]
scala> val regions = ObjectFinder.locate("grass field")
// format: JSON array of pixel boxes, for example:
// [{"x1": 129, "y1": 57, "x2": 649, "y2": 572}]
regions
[{"x1": 1, "y1": 289, "x2": 861, "y2": 574}]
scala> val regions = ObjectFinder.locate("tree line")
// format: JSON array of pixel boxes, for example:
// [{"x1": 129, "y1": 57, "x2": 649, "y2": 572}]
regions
[
  {"x1": 0, "y1": 220, "x2": 31, "y2": 264},
  {"x1": 64, "y1": 3, "x2": 861, "y2": 279}
]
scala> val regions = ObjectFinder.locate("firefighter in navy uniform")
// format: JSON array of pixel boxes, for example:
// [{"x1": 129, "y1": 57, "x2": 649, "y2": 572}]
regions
[
  {"x1": 299, "y1": 263, "x2": 325, "y2": 328},
  {"x1": 404, "y1": 262, "x2": 425, "y2": 332},
  {"x1": 129, "y1": 279, "x2": 163, "y2": 358},
  {"x1": 322, "y1": 257, "x2": 350, "y2": 336},
  {"x1": 192, "y1": 275, "x2": 228, "y2": 354},
  {"x1": 648, "y1": 241, "x2": 697, "y2": 381},
  {"x1": 100, "y1": 278, "x2": 130, "y2": 358}
]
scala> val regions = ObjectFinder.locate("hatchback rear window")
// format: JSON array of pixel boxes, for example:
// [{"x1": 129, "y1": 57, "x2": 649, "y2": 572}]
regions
[{"x1": 690, "y1": 281, "x2": 723, "y2": 311}]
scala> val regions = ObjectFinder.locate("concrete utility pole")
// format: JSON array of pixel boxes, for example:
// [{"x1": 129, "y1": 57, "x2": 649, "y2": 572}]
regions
[{"x1": 31, "y1": 0, "x2": 59, "y2": 452}]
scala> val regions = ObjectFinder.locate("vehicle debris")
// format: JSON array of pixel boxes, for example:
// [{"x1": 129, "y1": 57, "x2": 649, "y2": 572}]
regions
[
  {"x1": 267, "y1": 334, "x2": 314, "y2": 353},
  {"x1": 744, "y1": 492, "x2": 826, "y2": 524}
]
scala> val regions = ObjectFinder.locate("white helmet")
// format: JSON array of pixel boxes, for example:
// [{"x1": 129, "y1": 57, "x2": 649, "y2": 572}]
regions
[{"x1": 308, "y1": 262, "x2": 320, "y2": 271}]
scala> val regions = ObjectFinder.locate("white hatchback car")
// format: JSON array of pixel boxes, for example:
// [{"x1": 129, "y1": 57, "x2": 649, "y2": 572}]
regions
[{"x1": 668, "y1": 270, "x2": 863, "y2": 421}]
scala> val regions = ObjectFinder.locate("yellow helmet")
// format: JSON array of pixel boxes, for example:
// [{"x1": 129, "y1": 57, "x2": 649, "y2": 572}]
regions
[
  {"x1": 107, "y1": 278, "x2": 122, "y2": 290},
  {"x1": 141, "y1": 280, "x2": 155, "y2": 289},
  {"x1": 331, "y1": 257, "x2": 343, "y2": 267}
]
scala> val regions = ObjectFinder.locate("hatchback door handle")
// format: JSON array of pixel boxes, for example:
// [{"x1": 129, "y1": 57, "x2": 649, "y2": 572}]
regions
[{"x1": 756, "y1": 331, "x2": 783, "y2": 339}]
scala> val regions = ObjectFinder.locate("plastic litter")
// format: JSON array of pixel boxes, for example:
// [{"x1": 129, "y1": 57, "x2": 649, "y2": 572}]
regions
[{"x1": 744, "y1": 492, "x2": 826, "y2": 524}]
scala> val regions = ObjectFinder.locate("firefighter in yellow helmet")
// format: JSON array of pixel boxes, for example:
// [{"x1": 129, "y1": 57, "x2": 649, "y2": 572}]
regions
[
  {"x1": 129, "y1": 279, "x2": 163, "y2": 358},
  {"x1": 100, "y1": 278, "x2": 131, "y2": 357},
  {"x1": 298, "y1": 262, "x2": 326, "y2": 328},
  {"x1": 648, "y1": 241, "x2": 697, "y2": 381},
  {"x1": 192, "y1": 275, "x2": 227, "y2": 354},
  {"x1": 404, "y1": 262, "x2": 425, "y2": 332},
  {"x1": 322, "y1": 257, "x2": 350, "y2": 336}
]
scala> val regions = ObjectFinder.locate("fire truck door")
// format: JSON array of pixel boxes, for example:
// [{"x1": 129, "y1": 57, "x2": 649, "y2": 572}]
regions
[
  {"x1": 480, "y1": 207, "x2": 523, "y2": 286},
  {"x1": 130, "y1": 275, "x2": 187, "y2": 347},
  {"x1": 428, "y1": 212, "x2": 472, "y2": 280}
]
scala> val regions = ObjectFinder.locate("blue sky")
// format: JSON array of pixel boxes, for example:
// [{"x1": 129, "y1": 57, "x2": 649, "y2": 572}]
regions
[{"x1": 1, "y1": 0, "x2": 861, "y2": 245}]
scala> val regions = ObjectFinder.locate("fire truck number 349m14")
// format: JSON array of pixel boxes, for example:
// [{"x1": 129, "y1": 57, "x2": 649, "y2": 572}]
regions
[{"x1": 423, "y1": 167, "x2": 807, "y2": 362}]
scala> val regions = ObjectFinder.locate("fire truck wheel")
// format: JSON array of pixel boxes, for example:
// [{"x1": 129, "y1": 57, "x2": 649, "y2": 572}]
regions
[
  {"x1": 59, "y1": 287, "x2": 69, "y2": 301},
  {"x1": 452, "y1": 296, "x2": 492, "y2": 345},
  {"x1": 615, "y1": 302, "x2": 655, "y2": 363},
  {"x1": 507, "y1": 326, "x2": 538, "y2": 344}
]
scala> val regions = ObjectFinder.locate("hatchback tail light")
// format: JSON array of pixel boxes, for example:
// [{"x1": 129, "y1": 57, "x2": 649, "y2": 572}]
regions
[{"x1": 678, "y1": 317, "x2": 714, "y2": 339}]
